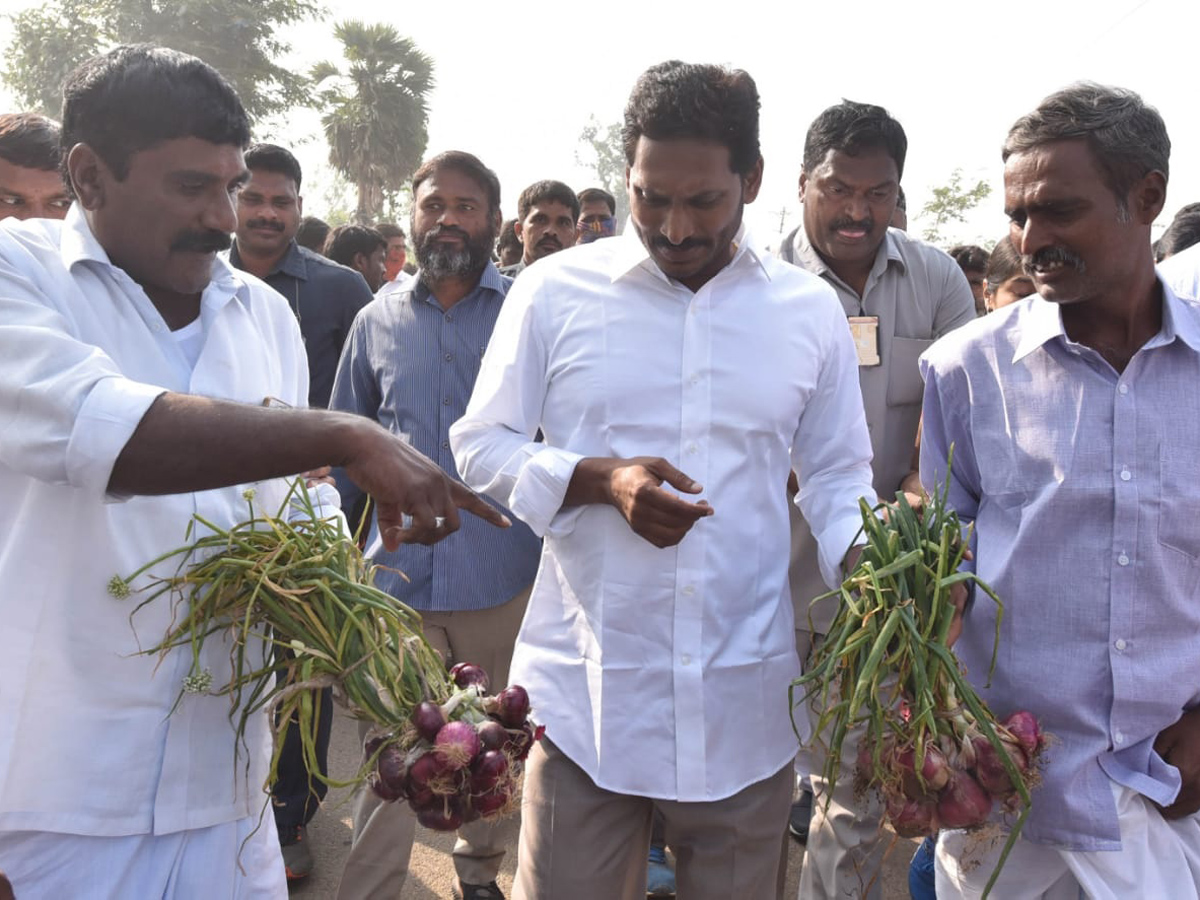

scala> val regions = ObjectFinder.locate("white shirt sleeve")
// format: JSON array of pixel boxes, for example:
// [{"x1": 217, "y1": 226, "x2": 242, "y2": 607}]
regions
[
  {"x1": 790, "y1": 300, "x2": 877, "y2": 589},
  {"x1": 0, "y1": 271, "x2": 164, "y2": 500},
  {"x1": 450, "y1": 274, "x2": 585, "y2": 537}
]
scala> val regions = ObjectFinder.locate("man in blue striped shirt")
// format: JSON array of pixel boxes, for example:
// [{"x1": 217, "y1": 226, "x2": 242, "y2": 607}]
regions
[{"x1": 331, "y1": 151, "x2": 541, "y2": 900}]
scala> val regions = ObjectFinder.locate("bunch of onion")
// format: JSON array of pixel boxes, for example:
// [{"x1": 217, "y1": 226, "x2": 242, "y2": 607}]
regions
[
  {"x1": 790, "y1": 452, "x2": 1045, "y2": 898},
  {"x1": 366, "y1": 664, "x2": 543, "y2": 830},
  {"x1": 111, "y1": 482, "x2": 534, "y2": 821}
]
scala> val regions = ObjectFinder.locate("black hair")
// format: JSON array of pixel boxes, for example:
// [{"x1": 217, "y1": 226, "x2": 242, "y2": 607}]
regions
[
  {"x1": 412, "y1": 150, "x2": 501, "y2": 216},
  {"x1": 496, "y1": 218, "x2": 520, "y2": 255},
  {"x1": 323, "y1": 224, "x2": 386, "y2": 267},
  {"x1": 1157, "y1": 208, "x2": 1200, "y2": 261},
  {"x1": 245, "y1": 143, "x2": 302, "y2": 192},
  {"x1": 803, "y1": 100, "x2": 908, "y2": 180},
  {"x1": 896, "y1": 185, "x2": 907, "y2": 212},
  {"x1": 1003, "y1": 83, "x2": 1169, "y2": 210},
  {"x1": 296, "y1": 216, "x2": 330, "y2": 254},
  {"x1": 577, "y1": 187, "x2": 616, "y2": 216},
  {"x1": 949, "y1": 244, "x2": 990, "y2": 274},
  {"x1": 0, "y1": 113, "x2": 62, "y2": 170},
  {"x1": 60, "y1": 44, "x2": 250, "y2": 183},
  {"x1": 985, "y1": 235, "x2": 1023, "y2": 286},
  {"x1": 622, "y1": 60, "x2": 761, "y2": 177},
  {"x1": 517, "y1": 180, "x2": 580, "y2": 222}
]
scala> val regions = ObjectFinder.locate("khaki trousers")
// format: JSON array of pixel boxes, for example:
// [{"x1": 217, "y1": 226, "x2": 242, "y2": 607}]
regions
[
  {"x1": 795, "y1": 629, "x2": 886, "y2": 900},
  {"x1": 335, "y1": 586, "x2": 531, "y2": 899},
  {"x1": 514, "y1": 737, "x2": 792, "y2": 900}
]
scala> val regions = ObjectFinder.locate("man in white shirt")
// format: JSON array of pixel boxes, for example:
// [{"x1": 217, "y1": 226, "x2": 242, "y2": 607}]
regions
[
  {"x1": 0, "y1": 45, "x2": 505, "y2": 900},
  {"x1": 1159, "y1": 239, "x2": 1200, "y2": 300},
  {"x1": 451, "y1": 60, "x2": 875, "y2": 900}
]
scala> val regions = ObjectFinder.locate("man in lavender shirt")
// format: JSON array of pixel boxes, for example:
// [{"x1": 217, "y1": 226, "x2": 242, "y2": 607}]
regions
[{"x1": 920, "y1": 82, "x2": 1200, "y2": 897}]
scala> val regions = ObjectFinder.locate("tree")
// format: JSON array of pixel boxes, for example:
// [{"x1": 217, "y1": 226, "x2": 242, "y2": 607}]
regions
[
  {"x1": 311, "y1": 22, "x2": 434, "y2": 225},
  {"x1": 575, "y1": 116, "x2": 629, "y2": 230},
  {"x1": 2, "y1": 0, "x2": 317, "y2": 122},
  {"x1": 916, "y1": 169, "x2": 992, "y2": 247}
]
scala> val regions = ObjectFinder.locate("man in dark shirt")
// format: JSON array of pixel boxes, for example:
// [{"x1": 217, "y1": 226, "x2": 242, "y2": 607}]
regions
[{"x1": 229, "y1": 143, "x2": 373, "y2": 409}]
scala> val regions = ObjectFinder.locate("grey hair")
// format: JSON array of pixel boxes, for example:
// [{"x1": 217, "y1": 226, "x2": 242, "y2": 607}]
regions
[{"x1": 1003, "y1": 82, "x2": 1169, "y2": 212}]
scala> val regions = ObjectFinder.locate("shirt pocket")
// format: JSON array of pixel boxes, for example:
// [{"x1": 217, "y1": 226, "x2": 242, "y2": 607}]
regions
[
  {"x1": 886, "y1": 336, "x2": 933, "y2": 408},
  {"x1": 1158, "y1": 442, "x2": 1200, "y2": 560}
]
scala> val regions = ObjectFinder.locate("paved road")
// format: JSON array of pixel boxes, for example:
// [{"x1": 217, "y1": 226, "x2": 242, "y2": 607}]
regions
[{"x1": 290, "y1": 712, "x2": 917, "y2": 899}]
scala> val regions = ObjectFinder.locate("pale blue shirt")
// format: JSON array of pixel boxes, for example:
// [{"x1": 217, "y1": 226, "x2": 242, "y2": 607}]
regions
[{"x1": 919, "y1": 283, "x2": 1200, "y2": 849}]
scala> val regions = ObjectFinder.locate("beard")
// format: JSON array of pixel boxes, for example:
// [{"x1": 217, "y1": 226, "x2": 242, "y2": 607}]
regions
[{"x1": 413, "y1": 222, "x2": 497, "y2": 281}]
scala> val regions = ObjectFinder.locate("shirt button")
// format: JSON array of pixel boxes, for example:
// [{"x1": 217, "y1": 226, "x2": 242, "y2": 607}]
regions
[
  {"x1": 444, "y1": 353, "x2": 453, "y2": 362},
  {"x1": 151, "y1": 322, "x2": 164, "y2": 333},
  {"x1": 690, "y1": 375, "x2": 700, "y2": 386},
  {"x1": 683, "y1": 584, "x2": 695, "y2": 596},
  {"x1": 1114, "y1": 732, "x2": 1125, "y2": 745},
  {"x1": 445, "y1": 313, "x2": 454, "y2": 322},
  {"x1": 1118, "y1": 383, "x2": 1129, "y2": 395},
  {"x1": 681, "y1": 654, "x2": 692, "y2": 666},
  {"x1": 443, "y1": 397, "x2": 451, "y2": 405},
  {"x1": 1115, "y1": 638, "x2": 1127, "y2": 651},
  {"x1": 686, "y1": 442, "x2": 698, "y2": 454},
  {"x1": 441, "y1": 440, "x2": 450, "y2": 450},
  {"x1": 1120, "y1": 469, "x2": 1131, "y2": 481},
  {"x1": 1118, "y1": 554, "x2": 1130, "y2": 566}
]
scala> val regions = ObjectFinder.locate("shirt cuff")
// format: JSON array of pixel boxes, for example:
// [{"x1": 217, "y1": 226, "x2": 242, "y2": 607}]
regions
[
  {"x1": 809, "y1": 508, "x2": 868, "y2": 591},
  {"x1": 65, "y1": 376, "x2": 166, "y2": 502},
  {"x1": 509, "y1": 446, "x2": 585, "y2": 537}
]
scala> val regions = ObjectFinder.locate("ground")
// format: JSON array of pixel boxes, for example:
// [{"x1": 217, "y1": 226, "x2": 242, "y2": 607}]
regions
[{"x1": 291, "y1": 712, "x2": 918, "y2": 899}]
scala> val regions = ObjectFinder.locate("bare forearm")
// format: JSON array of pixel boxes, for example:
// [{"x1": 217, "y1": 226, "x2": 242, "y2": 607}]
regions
[{"x1": 108, "y1": 392, "x2": 371, "y2": 496}]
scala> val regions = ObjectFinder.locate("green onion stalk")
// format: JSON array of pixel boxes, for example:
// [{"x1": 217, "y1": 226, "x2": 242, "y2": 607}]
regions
[
  {"x1": 111, "y1": 482, "x2": 541, "y2": 829},
  {"x1": 790, "y1": 449, "x2": 1045, "y2": 898}
]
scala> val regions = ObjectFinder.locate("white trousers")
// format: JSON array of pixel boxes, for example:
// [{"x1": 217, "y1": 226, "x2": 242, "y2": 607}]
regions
[
  {"x1": 0, "y1": 814, "x2": 286, "y2": 900},
  {"x1": 936, "y1": 783, "x2": 1200, "y2": 899}
]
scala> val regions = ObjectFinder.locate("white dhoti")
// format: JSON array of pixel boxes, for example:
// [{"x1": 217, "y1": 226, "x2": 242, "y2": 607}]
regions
[
  {"x1": 936, "y1": 782, "x2": 1200, "y2": 899},
  {"x1": 0, "y1": 813, "x2": 286, "y2": 899}
]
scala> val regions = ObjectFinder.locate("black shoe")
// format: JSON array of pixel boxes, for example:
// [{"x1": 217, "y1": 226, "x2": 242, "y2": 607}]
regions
[
  {"x1": 788, "y1": 790, "x2": 814, "y2": 844},
  {"x1": 279, "y1": 824, "x2": 313, "y2": 880},
  {"x1": 453, "y1": 881, "x2": 504, "y2": 900}
]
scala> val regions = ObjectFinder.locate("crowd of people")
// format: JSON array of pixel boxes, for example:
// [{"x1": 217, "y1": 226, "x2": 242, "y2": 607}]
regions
[{"x1": 1, "y1": 41, "x2": 1200, "y2": 900}]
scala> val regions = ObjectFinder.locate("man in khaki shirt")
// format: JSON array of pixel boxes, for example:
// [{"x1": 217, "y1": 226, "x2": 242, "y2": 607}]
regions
[{"x1": 776, "y1": 99, "x2": 976, "y2": 900}]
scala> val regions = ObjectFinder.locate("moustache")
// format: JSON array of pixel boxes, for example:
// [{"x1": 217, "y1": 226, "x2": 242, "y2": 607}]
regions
[
  {"x1": 245, "y1": 218, "x2": 285, "y2": 233},
  {"x1": 171, "y1": 229, "x2": 232, "y2": 254},
  {"x1": 651, "y1": 236, "x2": 710, "y2": 252},
  {"x1": 830, "y1": 217, "x2": 874, "y2": 233},
  {"x1": 1022, "y1": 245, "x2": 1087, "y2": 276},
  {"x1": 421, "y1": 225, "x2": 471, "y2": 244},
  {"x1": 537, "y1": 236, "x2": 562, "y2": 249}
]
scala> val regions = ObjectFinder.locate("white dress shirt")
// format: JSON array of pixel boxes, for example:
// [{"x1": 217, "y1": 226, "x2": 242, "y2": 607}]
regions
[
  {"x1": 451, "y1": 228, "x2": 875, "y2": 801},
  {"x1": 0, "y1": 208, "x2": 308, "y2": 837}
]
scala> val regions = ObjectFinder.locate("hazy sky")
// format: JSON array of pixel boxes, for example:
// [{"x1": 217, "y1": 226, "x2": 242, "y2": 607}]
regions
[{"x1": 3, "y1": 0, "x2": 1195, "y2": 246}]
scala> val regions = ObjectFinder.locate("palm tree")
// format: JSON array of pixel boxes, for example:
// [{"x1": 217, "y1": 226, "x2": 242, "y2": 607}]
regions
[{"x1": 311, "y1": 22, "x2": 435, "y2": 223}]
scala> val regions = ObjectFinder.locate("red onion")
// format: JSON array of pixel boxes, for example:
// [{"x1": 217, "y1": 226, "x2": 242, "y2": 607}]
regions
[
  {"x1": 496, "y1": 685, "x2": 530, "y2": 728},
  {"x1": 936, "y1": 771, "x2": 993, "y2": 829},
  {"x1": 376, "y1": 744, "x2": 409, "y2": 795},
  {"x1": 897, "y1": 743, "x2": 951, "y2": 798},
  {"x1": 469, "y1": 749, "x2": 509, "y2": 794},
  {"x1": 971, "y1": 735, "x2": 1028, "y2": 799},
  {"x1": 886, "y1": 796, "x2": 938, "y2": 838},
  {"x1": 412, "y1": 700, "x2": 446, "y2": 743},
  {"x1": 416, "y1": 797, "x2": 465, "y2": 831},
  {"x1": 472, "y1": 788, "x2": 510, "y2": 819},
  {"x1": 370, "y1": 774, "x2": 404, "y2": 803},
  {"x1": 450, "y1": 662, "x2": 490, "y2": 691},
  {"x1": 477, "y1": 719, "x2": 508, "y2": 752},
  {"x1": 435, "y1": 720, "x2": 481, "y2": 771},
  {"x1": 1003, "y1": 711, "x2": 1043, "y2": 758}
]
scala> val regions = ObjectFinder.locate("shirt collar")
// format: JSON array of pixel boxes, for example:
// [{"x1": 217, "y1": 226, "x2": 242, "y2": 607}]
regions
[
  {"x1": 791, "y1": 226, "x2": 907, "y2": 281},
  {"x1": 605, "y1": 221, "x2": 771, "y2": 285},
  {"x1": 59, "y1": 204, "x2": 241, "y2": 300},
  {"x1": 229, "y1": 239, "x2": 306, "y2": 280},
  {"x1": 411, "y1": 260, "x2": 507, "y2": 306},
  {"x1": 1012, "y1": 276, "x2": 1200, "y2": 363}
]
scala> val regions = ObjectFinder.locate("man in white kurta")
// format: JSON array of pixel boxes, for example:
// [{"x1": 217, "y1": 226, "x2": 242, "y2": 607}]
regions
[{"x1": 452, "y1": 60, "x2": 876, "y2": 900}]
